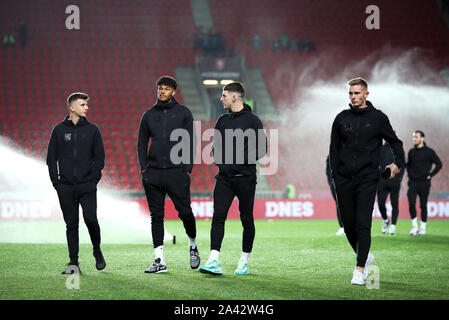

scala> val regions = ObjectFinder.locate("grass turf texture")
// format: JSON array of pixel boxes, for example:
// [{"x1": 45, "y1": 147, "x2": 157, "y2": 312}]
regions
[{"x1": 1, "y1": 219, "x2": 448, "y2": 300}]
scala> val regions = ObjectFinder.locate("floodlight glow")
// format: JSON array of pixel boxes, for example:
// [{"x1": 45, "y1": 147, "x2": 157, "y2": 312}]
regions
[
  {"x1": 203, "y1": 79, "x2": 218, "y2": 86},
  {"x1": 220, "y1": 79, "x2": 234, "y2": 85}
]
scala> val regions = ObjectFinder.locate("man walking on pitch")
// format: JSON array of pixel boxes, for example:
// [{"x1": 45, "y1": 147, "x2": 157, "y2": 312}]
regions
[
  {"x1": 406, "y1": 130, "x2": 442, "y2": 236},
  {"x1": 377, "y1": 141, "x2": 405, "y2": 235},
  {"x1": 199, "y1": 82, "x2": 266, "y2": 276},
  {"x1": 47, "y1": 92, "x2": 106, "y2": 274},
  {"x1": 330, "y1": 78, "x2": 405, "y2": 286},
  {"x1": 138, "y1": 76, "x2": 200, "y2": 273}
]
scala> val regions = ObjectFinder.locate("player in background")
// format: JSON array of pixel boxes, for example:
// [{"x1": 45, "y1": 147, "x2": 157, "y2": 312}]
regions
[{"x1": 406, "y1": 130, "x2": 442, "y2": 236}]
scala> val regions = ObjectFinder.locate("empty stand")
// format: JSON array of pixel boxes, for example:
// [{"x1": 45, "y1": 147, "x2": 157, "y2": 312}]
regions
[{"x1": 1, "y1": 0, "x2": 448, "y2": 194}]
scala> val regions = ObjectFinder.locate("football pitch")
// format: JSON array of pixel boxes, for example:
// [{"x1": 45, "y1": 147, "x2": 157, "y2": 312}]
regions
[{"x1": 0, "y1": 219, "x2": 448, "y2": 300}]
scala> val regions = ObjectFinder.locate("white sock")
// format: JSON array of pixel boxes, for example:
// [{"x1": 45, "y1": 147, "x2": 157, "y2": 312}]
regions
[
  {"x1": 420, "y1": 221, "x2": 426, "y2": 228},
  {"x1": 210, "y1": 249, "x2": 220, "y2": 262},
  {"x1": 154, "y1": 245, "x2": 165, "y2": 265},
  {"x1": 384, "y1": 219, "x2": 389, "y2": 223},
  {"x1": 412, "y1": 217, "x2": 418, "y2": 227},
  {"x1": 189, "y1": 237, "x2": 197, "y2": 248},
  {"x1": 240, "y1": 252, "x2": 250, "y2": 263}
]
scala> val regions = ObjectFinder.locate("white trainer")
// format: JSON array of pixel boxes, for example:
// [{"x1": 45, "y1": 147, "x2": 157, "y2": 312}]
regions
[
  {"x1": 410, "y1": 226, "x2": 419, "y2": 235},
  {"x1": 389, "y1": 224, "x2": 396, "y2": 235},
  {"x1": 418, "y1": 226, "x2": 426, "y2": 236},
  {"x1": 363, "y1": 253, "x2": 375, "y2": 280},
  {"x1": 351, "y1": 269, "x2": 365, "y2": 285},
  {"x1": 336, "y1": 227, "x2": 345, "y2": 236}
]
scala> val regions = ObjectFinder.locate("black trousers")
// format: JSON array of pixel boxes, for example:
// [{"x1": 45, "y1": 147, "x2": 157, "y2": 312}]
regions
[
  {"x1": 56, "y1": 182, "x2": 101, "y2": 263},
  {"x1": 377, "y1": 182, "x2": 401, "y2": 225},
  {"x1": 329, "y1": 181, "x2": 343, "y2": 227},
  {"x1": 210, "y1": 174, "x2": 257, "y2": 253},
  {"x1": 334, "y1": 173, "x2": 379, "y2": 267},
  {"x1": 142, "y1": 167, "x2": 197, "y2": 248},
  {"x1": 407, "y1": 179, "x2": 431, "y2": 222}
]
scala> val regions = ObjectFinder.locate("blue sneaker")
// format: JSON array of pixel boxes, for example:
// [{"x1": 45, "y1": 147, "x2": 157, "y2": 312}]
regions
[
  {"x1": 199, "y1": 259, "x2": 223, "y2": 275},
  {"x1": 234, "y1": 259, "x2": 249, "y2": 275}
]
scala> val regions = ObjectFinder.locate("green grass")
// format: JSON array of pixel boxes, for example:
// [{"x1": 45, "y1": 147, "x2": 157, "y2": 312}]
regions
[{"x1": 0, "y1": 219, "x2": 448, "y2": 300}]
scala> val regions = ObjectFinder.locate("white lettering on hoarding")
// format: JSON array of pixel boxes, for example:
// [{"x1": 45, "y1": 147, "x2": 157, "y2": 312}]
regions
[
  {"x1": 1, "y1": 201, "x2": 52, "y2": 219},
  {"x1": 438, "y1": 202, "x2": 449, "y2": 217},
  {"x1": 265, "y1": 201, "x2": 314, "y2": 218},
  {"x1": 191, "y1": 201, "x2": 214, "y2": 218},
  {"x1": 428, "y1": 202, "x2": 438, "y2": 217}
]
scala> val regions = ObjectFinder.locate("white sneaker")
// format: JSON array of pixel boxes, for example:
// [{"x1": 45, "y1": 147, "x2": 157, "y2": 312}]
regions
[
  {"x1": 418, "y1": 226, "x2": 426, "y2": 236},
  {"x1": 351, "y1": 269, "x2": 365, "y2": 285},
  {"x1": 363, "y1": 253, "x2": 374, "y2": 280},
  {"x1": 410, "y1": 226, "x2": 419, "y2": 235},
  {"x1": 389, "y1": 224, "x2": 396, "y2": 235},
  {"x1": 336, "y1": 227, "x2": 345, "y2": 236},
  {"x1": 381, "y1": 219, "x2": 390, "y2": 233}
]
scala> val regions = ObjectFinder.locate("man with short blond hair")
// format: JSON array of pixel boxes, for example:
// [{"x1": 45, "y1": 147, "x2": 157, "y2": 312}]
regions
[
  {"x1": 329, "y1": 78, "x2": 405, "y2": 285},
  {"x1": 347, "y1": 77, "x2": 368, "y2": 88}
]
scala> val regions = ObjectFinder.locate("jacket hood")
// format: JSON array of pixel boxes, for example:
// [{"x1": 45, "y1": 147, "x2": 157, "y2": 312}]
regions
[
  {"x1": 63, "y1": 115, "x2": 89, "y2": 127},
  {"x1": 228, "y1": 103, "x2": 252, "y2": 119},
  {"x1": 414, "y1": 142, "x2": 428, "y2": 149},
  {"x1": 349, "y1": 100, "x2": 375, "y2": 114}
]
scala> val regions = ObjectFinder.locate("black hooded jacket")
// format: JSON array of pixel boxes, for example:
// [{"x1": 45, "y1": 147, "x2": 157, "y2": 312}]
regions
[
  {"x1": 213, "y1": 104, "x2": 267, "y2": 177},
  {"x1": 137, "y1": 97, "x2": 194, "y2": 173},
  {"x1": 329, "y1": 100, "x2": 405, "y2": 179},
  {"x1": 46, "y1": 116, "x2": 105, "y2": 188},
  {"x1": 406, "y1": 143, "x2": 442, "y2": 181}
]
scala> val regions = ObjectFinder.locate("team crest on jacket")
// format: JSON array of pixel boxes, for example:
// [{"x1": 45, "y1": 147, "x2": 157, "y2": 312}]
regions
[{"x1": 64, "y1": 133, "x2": 72, "y2": 142}]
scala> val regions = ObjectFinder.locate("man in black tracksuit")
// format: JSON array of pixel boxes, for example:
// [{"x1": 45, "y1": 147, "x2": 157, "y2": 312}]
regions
[
  {"x1": 199, "y1": 82, "x2": 266, "y2": 276},
  {"x1": 406, "y1": 130, "x2": 442, "y2": 236},
  {"x1": 326, "y1": 155, "x2": 344, "y2": 235},
  {"x1": 377, "y1": 141, "x2": 405, "y2": 235},
  {"x1": 330, "y1": 78, "x2": 404, "y2": 285},
  {"x1": 46, "y1": 92, "x2": 106, "y2": 274},
  {"x1": 137, "y1": 76, "x2": 199, "y2": 273}
]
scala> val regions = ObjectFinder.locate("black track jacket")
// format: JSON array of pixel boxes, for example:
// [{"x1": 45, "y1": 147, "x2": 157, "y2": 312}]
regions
[
  {"x1": 329, "y1": 101, "x2": 405, "y2": 179},
  {"x1": 213, "y1": 104, "x2": 267, "y2": 177},
  {"x1": 46, "y1": 116, "x2": 105, "y2": 188},
  {"x1": 406, "y1": 143, "x2": 442, "y2": 181},
  {"x1": 137, "y1": 97, "x2": 194, "y2": 173}
]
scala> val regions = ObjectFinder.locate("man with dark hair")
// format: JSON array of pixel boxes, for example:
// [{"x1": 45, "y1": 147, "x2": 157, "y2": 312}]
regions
[
  {"x1": 326, "y1": 155, "x2": 344, "y2": 236},
  {"x1": 47, "y1": 92, "x2": 106, "y2": 274},
  {"x1": 377, "y1": 141, "x2": 405, "y2": 235},
  {"x1": 138, "y1": 76, "x2": 200, "y2": 273},
  {"x1": 406, "y1": 130, "x2": 442, "y2": 236},
  {"x1": 330, "y1": 77, "x2": 405, "y2": 286},
  {"x1": 199, "y1": 82, "x2": 267, "y2": 276}
]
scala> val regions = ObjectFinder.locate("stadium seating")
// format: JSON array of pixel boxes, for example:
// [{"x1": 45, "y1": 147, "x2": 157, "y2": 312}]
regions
[
  {"x1": 1, "y1": 0, "x2": 448, "y2": 194},
  {"x1": 209, "y1": 0, "x2": 449, "y2": 193}
]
